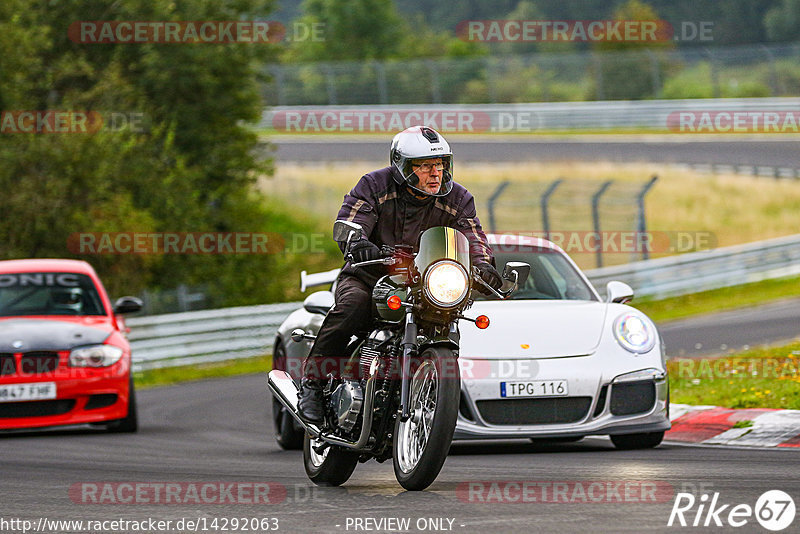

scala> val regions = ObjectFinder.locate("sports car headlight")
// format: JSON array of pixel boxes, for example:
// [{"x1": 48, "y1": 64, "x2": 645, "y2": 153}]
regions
[
  {"x1": 424, "y1": 260, "x2": 469, "y2": 307},
  {"x1": 613, "y1": 313, "x2": 656, "y2": 354},
  {"x1": 69, "y1": 344, "x2": 124, "y2": 367}
]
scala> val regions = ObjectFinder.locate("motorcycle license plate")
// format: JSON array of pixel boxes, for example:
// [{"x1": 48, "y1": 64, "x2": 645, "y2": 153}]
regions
[{"x1": 500, "y1": 380, "x2": 568, "y2": 398}]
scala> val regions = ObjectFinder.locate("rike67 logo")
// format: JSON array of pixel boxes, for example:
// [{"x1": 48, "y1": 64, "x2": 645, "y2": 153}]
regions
[{"x1": 668, "y1": 490, "x2": 795, "y2": 531}]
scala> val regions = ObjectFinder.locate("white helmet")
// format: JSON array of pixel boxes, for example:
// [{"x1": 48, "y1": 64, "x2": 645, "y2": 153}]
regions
[{"x1": 389, "y1": 126, "x2": 454, "y2": 197}]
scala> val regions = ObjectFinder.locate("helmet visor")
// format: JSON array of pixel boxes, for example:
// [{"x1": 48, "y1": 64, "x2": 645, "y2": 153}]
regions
[{"x1": 399, "y1": 155, "x2": 454, "y2": 197}]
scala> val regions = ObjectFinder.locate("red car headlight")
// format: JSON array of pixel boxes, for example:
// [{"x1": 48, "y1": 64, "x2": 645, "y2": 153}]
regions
[{"x1": 69, "y1": 345, "x2": 124, "y2": 367}]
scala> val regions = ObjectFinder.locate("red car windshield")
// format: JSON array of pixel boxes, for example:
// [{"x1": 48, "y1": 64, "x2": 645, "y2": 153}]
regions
[{"x1": 0, "y1": 272, "x2": 106, "y2": 316}]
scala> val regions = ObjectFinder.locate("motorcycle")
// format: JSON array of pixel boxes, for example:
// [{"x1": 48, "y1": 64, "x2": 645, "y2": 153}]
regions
[{"x1": 267, "y1": 220, "x2": 529, "y2": 491}]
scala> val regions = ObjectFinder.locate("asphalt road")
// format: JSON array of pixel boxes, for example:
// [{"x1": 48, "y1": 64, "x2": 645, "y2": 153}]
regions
[
  {"x1": 658, "y1": 297, "x2": 800, "y2": 357},
  {"x1": 2, "y1": 374, "x2": 799, "y2": 534},
  {"x1": 270, "y1": 136, "x2": 800, "y2": 167}
]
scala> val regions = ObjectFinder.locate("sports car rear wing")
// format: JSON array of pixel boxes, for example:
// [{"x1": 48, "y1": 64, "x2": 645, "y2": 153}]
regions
[{"x1": 300, "y1": 268, "x2": 341, "y2": 292}]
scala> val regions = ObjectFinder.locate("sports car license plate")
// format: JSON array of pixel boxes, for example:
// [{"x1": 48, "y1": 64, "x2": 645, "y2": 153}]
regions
[
  {"x1": 500, "y1": 380, "x2": 568, "y2": 398},
  {"x1": 0, "y1": 382, "x2": 57, "y2": 402}
]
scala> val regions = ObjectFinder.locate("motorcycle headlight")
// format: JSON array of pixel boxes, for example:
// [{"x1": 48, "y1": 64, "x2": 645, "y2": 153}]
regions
[
  {"x1": 613, "y1": 313, "x2": 656, "y2": 354},
  {"x1": 69, "y1": 344, "x2": 124, "y2": 367},
  {"x1": 424, "y1": 260, "x2": 469, "y2": 308}
]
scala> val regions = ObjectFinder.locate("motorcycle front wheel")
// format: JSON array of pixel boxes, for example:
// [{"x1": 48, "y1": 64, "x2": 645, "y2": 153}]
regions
[
  {"x1": 393, "y1": 347, "x2": 460, "y2": 491},
  {"x1": 303, "y1": 433, "x2": 360, "y2": 486}
]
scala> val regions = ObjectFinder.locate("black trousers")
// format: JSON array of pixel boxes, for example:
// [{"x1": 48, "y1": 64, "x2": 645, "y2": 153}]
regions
[{"x1": 302, "y1": 274, "x2": 375, "y2": 381}]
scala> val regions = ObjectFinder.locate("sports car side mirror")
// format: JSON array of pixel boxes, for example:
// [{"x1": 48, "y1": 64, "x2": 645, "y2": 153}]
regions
[
  {"x1": 113, "y1": 296, "x2": 143, "y2": 314},
  {"x1": 333, "y1": 220, "x2": 362, "y2": 243},
  {"x1": 502, "y1": 261, "x2": 530, "y2": 287},
  {"x1": 606, "y1": 281, "x2": 634, "y2": 304},
  {"x1": 303, "y1": 291, "x2": 334, "y2": 315}
]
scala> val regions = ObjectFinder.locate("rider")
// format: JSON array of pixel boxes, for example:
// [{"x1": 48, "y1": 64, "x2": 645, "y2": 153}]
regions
[{"x1": 297, "y1": 125, "x2": 503, "y2": 423}]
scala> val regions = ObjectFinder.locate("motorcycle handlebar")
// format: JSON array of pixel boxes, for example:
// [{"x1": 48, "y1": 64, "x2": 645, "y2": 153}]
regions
[{"x1": 472, "y1": 267, "x2": 518, "y2": 300}]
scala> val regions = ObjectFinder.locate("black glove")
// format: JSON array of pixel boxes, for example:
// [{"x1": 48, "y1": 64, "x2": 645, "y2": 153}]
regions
[
  {"x1": 475, "y1": 262, "x2": 503, "y2": 294},
  {"x1": 349, "y1": 239, "x2": 381, "y2": 263}
]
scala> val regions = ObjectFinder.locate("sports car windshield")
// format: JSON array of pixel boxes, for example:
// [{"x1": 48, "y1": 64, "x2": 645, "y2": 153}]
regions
[
  {"x1": 478, "y1": 245, "x2": 598, "y2": 301},
  {"x1": 0, "y1": 272, "x2": 106, "y2": 316}
]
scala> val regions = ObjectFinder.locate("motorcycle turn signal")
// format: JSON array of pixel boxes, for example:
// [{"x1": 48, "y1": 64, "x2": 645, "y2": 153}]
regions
[{"x1": 459, "y1": 314, "x2": 490, "y2": 329}]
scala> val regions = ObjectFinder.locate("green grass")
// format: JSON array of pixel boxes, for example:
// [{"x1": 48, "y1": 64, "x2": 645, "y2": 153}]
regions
[
  {"x1": 668, "y1": 341, "x2": 800, "y2": 409},
  {"x1": 632, "y1": 275, "x2": 800, "y2": 323},
  {"x1": 134, "y1": 355, "x2": 272, "y2": 389}
]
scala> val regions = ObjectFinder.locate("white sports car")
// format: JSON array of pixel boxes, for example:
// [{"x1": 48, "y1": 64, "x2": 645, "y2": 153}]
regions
[{"x1": 270, "y1": 233, "x2": 669, "y2": 450}]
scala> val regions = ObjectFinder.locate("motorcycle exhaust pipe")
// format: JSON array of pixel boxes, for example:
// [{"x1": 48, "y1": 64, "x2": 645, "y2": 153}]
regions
[
  {"x1": 266, "y1": 370, "x2": 376, "y2": 450},
  {"x1": 267, "y1": 370, "x2": 321, "y2": 437}
]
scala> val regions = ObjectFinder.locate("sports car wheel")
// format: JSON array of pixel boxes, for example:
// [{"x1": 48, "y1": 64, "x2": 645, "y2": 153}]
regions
[
  {"x1": 610, "y1": 431, "x2": 664, "y2": 450},
  {"x1": 105, "y1": 376, "x2": 138, "y2": 433}
]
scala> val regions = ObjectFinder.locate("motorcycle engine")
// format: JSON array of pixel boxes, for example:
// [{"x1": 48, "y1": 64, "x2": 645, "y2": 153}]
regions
[{"x1": 329, "y1": 380, "x2": 363, "y2": 433}]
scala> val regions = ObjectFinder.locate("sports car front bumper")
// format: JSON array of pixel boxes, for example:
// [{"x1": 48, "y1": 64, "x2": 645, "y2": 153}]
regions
[{"x1": 453, "y1": 357, "x2": 670, "y2": 440}]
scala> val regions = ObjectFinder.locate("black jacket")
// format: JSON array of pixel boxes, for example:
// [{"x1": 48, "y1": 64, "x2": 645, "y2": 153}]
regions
[{"x1": 337, "y1": 165, "x2": 494, "y2": 286}]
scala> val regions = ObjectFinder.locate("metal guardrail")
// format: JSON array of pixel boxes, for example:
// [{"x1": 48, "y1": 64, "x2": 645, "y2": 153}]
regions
[
  {"x1": 127, "y1": 302, "x2": 299, "y2": 371},
  {"x1": 261, "y1": 97, "x2": 800, "y2": 133},
  {"x1": 128, "y1": 233, "x2": 800, "y2": 369},
  {"x1": 586, "y1": 233, "x2": 800, "y2": 300}
]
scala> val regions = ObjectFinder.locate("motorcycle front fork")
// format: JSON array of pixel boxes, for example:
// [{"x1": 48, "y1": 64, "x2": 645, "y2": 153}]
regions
[{"x1": 399, "y1": 310, "x2": 417, "y2": 422}]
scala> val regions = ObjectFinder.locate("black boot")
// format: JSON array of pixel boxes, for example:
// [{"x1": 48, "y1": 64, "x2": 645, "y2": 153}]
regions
[{"x1": 297, "y1": 377, "x2": 325, "y2": 424}]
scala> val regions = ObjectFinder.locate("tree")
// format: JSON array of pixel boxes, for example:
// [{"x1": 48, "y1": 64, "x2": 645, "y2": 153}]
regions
[
  {"x1": 0, "y1": 0, "x2": 338, "y2": 304},
  {"x1": 589, "y1": 0, "x2": 674, "y2": 100},
  {"x1": 765, "y1": 0, "x2": 800, "y2": 41}
]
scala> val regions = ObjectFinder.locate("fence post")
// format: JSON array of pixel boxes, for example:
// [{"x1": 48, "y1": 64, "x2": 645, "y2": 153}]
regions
[
  {"x1": 140, "y1": 289, "x2": 152, "y2": 315},
  {"x1": 323, "y1": 65, "x2": 337, "y2": 105},
  {"x1": 485, "y1": 57, "x2": 497, "y2": 104},
  {"x1": 541, "y1": 178, "x2": 563, "y2": 240},
  {"x1": 373, "y1": 61, "x2": 389, "y2": 104},
  {"x1": 760, "y1": 44, "x2": 779, "y2": 96},
  {"x1": 636, "y1": 175, "x2": 658, "y2": 261},
  {"x1": 426, "y1": 59, "x2": 442, "y2": 104},
  {"x1": 487, "y1": 181, "x2": 511, "y2": 233},
  {"x1": 645, "y1": 49, "x2": 662, "y2": 98},
  {"x1": 705, "y1": 48, "x2": 720, "y2": 99},
  {"x1": 591, "y1": 180, "x2": 614, "y2": 268},
  {"x1": 270, "y1": 65, "x2": 286, "y2": 106},
  {"x1": 592, "y1": 54, "x2": 604, "y2": 101}
]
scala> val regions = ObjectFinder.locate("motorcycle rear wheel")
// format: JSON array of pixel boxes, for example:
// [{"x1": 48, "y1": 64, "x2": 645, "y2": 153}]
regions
[
  {"x1": 303, "y1": 433, "x2": 360, "y2": 486},
  {"x1": 393, "y1": 347, "x2": 459, "y2": 491}
]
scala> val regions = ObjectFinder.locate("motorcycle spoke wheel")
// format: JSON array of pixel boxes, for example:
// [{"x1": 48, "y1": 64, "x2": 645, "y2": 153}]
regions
[
  {"x1": 396, "y1": 359, "x2": 438, "y2": 473},
  {"x1": 307, "y1": 436, "x2": 330, "y2": 467}
]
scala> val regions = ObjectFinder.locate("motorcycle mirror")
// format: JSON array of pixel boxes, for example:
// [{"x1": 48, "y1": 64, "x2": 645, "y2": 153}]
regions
[
  {"x1": 333, "y1": 220, "x2": 363, "y2": 243},
  {"x1": 291, "y1": 328, "x2": 316, "y2": 343},
  {"x1": 502, "y1": 261, "x2": 530, "y2": 287}
]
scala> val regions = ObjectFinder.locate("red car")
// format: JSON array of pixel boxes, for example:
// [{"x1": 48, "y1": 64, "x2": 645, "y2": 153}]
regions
[{"x1": 0, "y1": 259, "x2": 142, "y2": 432}]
